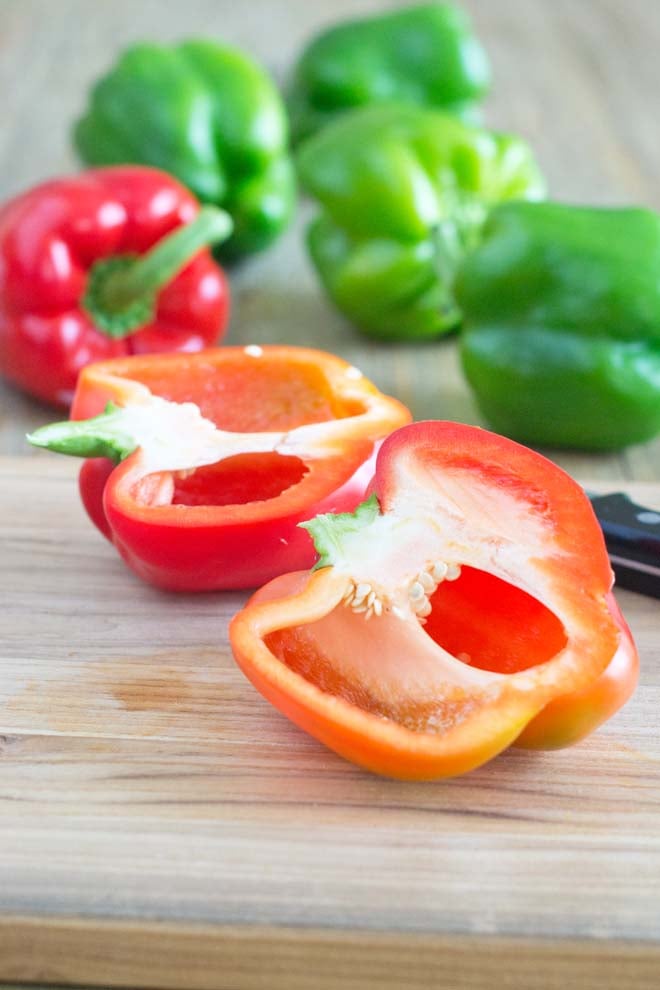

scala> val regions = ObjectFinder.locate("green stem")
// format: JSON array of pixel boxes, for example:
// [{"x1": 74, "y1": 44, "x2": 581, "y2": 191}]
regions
[
  {"x1": 83, "y1": 206, "x2": 233, "y2": 339},
  {"x1": 430, "y1": 220, "x2": 462, "y2": 288},
  {"x1": 300, "y1": 494, "x2": 381, "y2": 571},
  {"x1": 429, "y1": 204, "x2": 487, "y2": 329},
  {"x1": 429, "y1": 220, "x2": 462, "y2": 329},
  {"x1": 105, "y1": 207, "x2": 231, "y2": 308},
  {"x1": 27, "y1": 403, "x2": 137, "y2": 463}
]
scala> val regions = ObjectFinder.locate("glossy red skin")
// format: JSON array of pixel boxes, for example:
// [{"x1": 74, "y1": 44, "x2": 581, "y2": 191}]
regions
[
  {"x1": 68, "y1": 347, "x2": 410, "y2": 591},
  {"x1": 79, "y1": 447, "x2": 379, "y2": 591},
  {"x1": 0, "y1": 166, "x2": 229, "y2": 407},
  {"x1": 79, "y1": 458, "x2": 115, "y2": 542}
]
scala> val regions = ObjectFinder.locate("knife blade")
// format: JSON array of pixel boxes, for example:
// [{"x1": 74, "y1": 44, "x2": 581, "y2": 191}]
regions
[{"x1": 587, "y1": 491, "x2": 660, "y2": 599}]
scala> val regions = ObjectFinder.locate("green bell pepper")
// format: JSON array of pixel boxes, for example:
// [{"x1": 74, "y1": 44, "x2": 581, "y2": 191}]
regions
[
  {"x1": 297, "y1": 103, "x2": 545, "y2": 341},
  {"x1": 74, "y1": 41, "x2": 296, "y2": 260},
  {"x1": 456, "y1": 201, "x2": 660, "y2": 450},
  {"x1": 288, "y1": 2, "x2": 490, "y2": 143}
]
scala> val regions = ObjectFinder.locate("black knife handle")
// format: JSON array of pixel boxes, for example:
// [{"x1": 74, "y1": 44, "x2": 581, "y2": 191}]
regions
[{"x1": 589, "y1": 492, "x2": 660, "y2": 599}]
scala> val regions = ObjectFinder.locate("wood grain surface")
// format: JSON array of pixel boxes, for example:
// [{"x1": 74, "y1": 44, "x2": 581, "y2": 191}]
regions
[
  {"x1": 2, "y1": 920, "x2": 660, "y2": 990},
  {"x1": 1, "y1": 1, "x2": 659, "y2": 988},
  {"x1": 0, "y1": 460, "x2": 659, "y2": 990}
]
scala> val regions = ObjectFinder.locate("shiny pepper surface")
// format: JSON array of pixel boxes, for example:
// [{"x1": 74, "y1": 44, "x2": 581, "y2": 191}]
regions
[
  {"x1": 288, "y1": 2, "x2": 490, "y2": 143},
  {"x1": 457, "y1": 201, "x2": 660, "y2": 450},
  {"x1": 28, "y1": 347, "x2": 410, "y2": 591},
  {"x1": 297, "y1": 104, "x2": 545, "y2": 341},
  {"x1": 0, "y1": 166, "x2": 231, "y2": 407},
  {"x1": 230, "y1": 422, "x2": 638, "y2": 779},
  {"x1": 75, "y1": 41, "x2": 296, "y2": 260}
]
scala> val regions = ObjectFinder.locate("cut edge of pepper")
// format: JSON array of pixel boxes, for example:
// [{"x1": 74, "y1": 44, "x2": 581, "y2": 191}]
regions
[
  {"x1": 229, "y1": 567, "x2": 611, "y2": 780},
  {"x1": 68, "y1": 347, "x2": 410, "y2": 523}
]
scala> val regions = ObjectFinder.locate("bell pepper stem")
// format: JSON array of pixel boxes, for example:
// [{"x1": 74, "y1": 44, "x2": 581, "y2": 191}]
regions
[
  {"x1": 27, "y1": 403, "x2": 137, "y2": 463},
  {"x1": 430, "y1": 204, "x2": 488, "y2": 328},
  {"x1": 430, "y1": 220, "x2": 463, "y2": 327},
  {"x1": 300, "y1": 494, "x2": 381, "y2": 570},
  {"x1": 104, "y1": 207, "x2": 231, "y2": 308},
  {"x1": 83, "y1": 206, "x2": 233, "y2": 339},
  {"x1": 431, "y1": 220, "x2": 462, "y2": 286}
]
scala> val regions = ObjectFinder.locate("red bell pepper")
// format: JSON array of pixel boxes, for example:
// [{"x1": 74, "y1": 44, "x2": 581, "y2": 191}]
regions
[
  {"x1": 0, "y1": 166, "x2": 232, "y2": 407},
  {"x1": 230, "y1": 421, "x2": 638, "y2": 779},
  {"x1": 28, "y1": 346, "x2": 411, "y2": 590}
]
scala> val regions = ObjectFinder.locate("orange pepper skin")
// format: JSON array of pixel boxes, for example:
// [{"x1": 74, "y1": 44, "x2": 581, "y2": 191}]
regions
[
  {"x1": 231, "y1": 570, "x2": 543, "y2": 781},
  {"x1": 515, "y1": 594, "x2": 638, "y2": 749},
  {"x1": 230, "y1": 422, "x2": 639, "y2": 779},
  {"x1": 231, "y1": 572, "x2": 636, "y2": 780}
]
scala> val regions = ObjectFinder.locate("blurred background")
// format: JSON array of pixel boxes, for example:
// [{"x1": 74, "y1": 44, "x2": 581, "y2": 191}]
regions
[{"x1": 1, "y1": 0, "x2": 658, "y2": 478}]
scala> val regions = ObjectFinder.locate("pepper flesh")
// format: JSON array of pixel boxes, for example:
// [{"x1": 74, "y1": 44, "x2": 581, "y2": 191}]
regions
[
  {"x1": 297, "y1": 104, "x2": 545, "y2": 340},
  {"x1": 457, "y1": 201, "x2": 660, "y2": 450},
  {"x1": 230, "y1": 421, "x2": 637, "y2": 779},
  {"x1": 28, "y1": 347, "x2": 410, "y2": 591},
  {"x1": 288, "y1": 2, "x2": 490, "y2": 143},
  {"x1": 75, "y1": 41, "x2": 296, "y2": 260},
  {"x1": 0, "y1": 166, "x2": 230, "y2": 407}
]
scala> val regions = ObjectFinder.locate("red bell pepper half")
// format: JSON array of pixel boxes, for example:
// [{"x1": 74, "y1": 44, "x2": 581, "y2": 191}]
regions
[
  {"x1": 28, "y1": 346, "x2": 411, "y2": 590},
  {"x1": 0, "y1": 166, "x2": 232, "y2": 407},
  {"x1": 230, "y1": 421, "x2": 638, "y2": 779}
]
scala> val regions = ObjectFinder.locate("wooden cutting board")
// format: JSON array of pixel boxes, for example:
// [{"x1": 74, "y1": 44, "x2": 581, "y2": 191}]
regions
[{"x1": 0, "y1": 457, "x2": 659, "y2": 990}]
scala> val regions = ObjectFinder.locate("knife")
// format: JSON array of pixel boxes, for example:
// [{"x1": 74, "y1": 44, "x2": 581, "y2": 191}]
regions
[{"x1": 587, "y1": 491, "x2": 660, "y2": 599}]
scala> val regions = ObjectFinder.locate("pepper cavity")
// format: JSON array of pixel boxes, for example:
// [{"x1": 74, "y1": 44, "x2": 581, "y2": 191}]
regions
[
  {"x1": 230, "y1": 421, "x2": 638, "y2": 779},
  {"x1": 25, "y1": 347, "x2": 410, "y2": 592},
  {"x1": 407, "y1": 562, "x2": 462, "y2": 623},
  {"x1": 341, "y1": 560, "x2": 462, "y2": 624}
]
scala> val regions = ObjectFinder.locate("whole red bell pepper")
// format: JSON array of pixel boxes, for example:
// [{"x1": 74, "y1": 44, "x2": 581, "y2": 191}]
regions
[
  {"x1": 0, "y1": 166, "x2": 232, "y2": 407},
  {"x1": 28, "y1": 346, "x2": 410, "y2": 590},
  {"x1": 230, "y1": 421, "x2": 638, "y2": 779}
]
